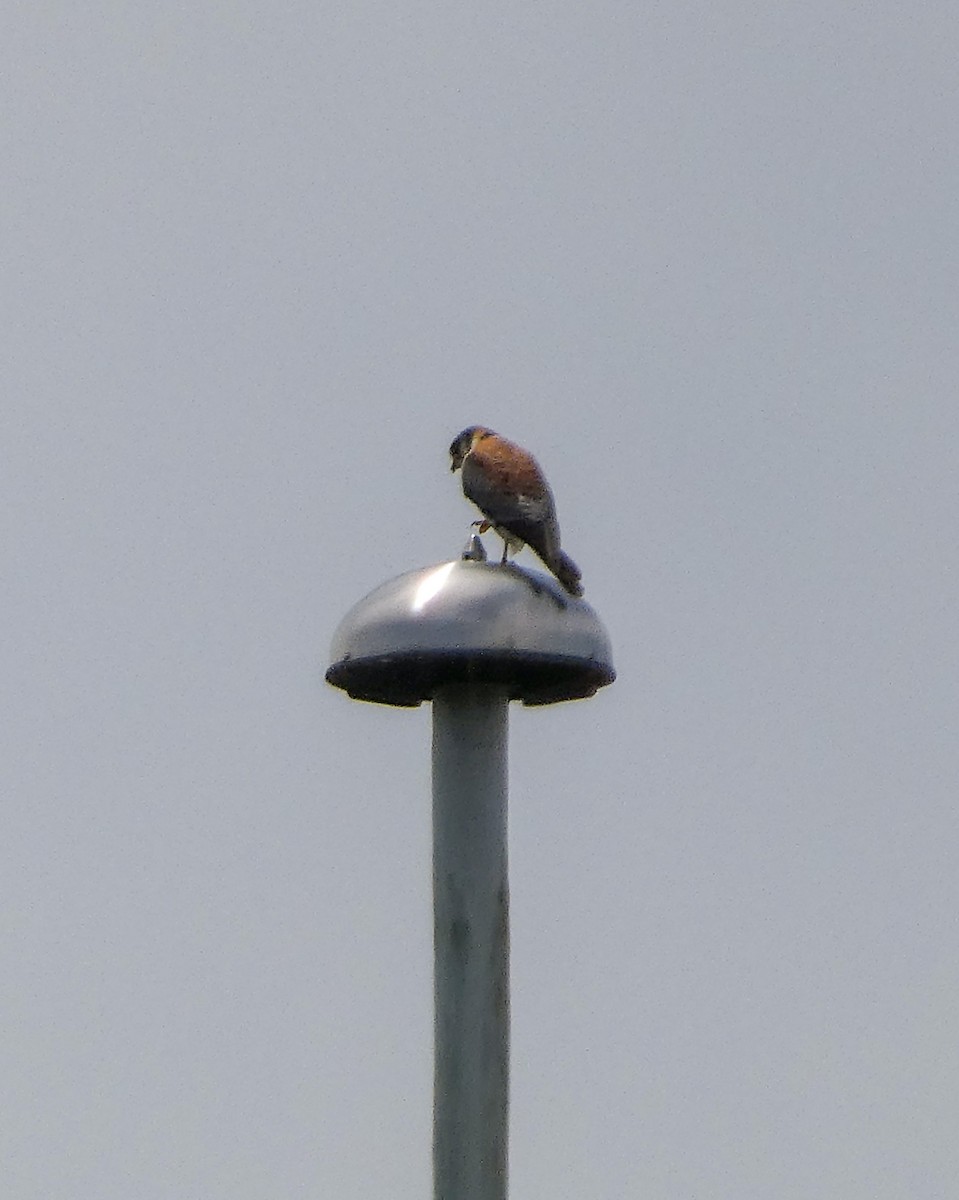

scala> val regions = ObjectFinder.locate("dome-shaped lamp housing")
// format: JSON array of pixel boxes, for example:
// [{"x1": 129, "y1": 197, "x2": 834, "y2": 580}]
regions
[{"x1": 326, "y1": 558, "x2": 615, "y2": 707}]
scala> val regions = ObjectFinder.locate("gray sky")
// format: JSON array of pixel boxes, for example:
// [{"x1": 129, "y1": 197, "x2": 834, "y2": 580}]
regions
[{"x1": 3, "y1": 2, "x2": 958, "y2": 1196}]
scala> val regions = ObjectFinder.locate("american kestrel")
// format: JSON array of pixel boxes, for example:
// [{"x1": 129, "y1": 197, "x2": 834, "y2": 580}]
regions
[{"x1": 449, "y1": 426, "x2": 583, "y2": 597}]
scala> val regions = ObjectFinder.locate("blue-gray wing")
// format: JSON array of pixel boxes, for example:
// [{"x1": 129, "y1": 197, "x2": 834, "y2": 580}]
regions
[{"x1": 462, "y1": 454, "x2": 560, "y2": 558}]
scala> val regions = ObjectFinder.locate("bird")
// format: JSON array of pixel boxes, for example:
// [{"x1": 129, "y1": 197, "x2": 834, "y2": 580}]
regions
[{"x1": 449, "y1": 425, "x2": 583, "y2": 597}]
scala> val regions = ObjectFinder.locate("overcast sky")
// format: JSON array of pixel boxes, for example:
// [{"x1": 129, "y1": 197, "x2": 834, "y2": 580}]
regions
[{"x1": 3, "y1": 2, "x2": 958, "y2": 1197}]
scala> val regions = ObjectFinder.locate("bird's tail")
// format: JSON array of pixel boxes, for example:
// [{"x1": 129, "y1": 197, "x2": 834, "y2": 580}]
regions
[{"x1": 552, "y1": 551, "x2": 583, "y2": 598}]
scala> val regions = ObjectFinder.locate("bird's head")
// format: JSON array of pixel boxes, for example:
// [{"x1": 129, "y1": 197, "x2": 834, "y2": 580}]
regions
[{"x1": 449, "y1": 426, "x2": 492, "y2": 471}]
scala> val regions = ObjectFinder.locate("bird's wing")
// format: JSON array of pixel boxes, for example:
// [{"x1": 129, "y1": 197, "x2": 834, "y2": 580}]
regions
[{"x1": 462, "y1": 442, "x2": 558, "y2": 554}]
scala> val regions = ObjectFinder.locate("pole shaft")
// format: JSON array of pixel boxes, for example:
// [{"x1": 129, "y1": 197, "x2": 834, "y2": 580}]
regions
[{"x1": 432, "y1": 685, "x2": 509, "y2": 1200}]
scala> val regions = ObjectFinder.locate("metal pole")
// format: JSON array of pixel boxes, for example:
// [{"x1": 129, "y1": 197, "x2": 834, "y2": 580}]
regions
[{"x1": 432, "y1": 684, "x2": 509, "y2": 1200}]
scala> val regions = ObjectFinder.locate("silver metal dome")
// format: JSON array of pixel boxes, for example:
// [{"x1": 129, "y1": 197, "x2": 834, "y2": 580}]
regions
[{"x1": 326, "y1": 555, "x2": 615, "y2": 707}]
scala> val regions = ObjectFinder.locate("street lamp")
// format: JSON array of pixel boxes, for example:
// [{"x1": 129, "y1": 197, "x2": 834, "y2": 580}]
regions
[{"x1": 327, "y1": 539, "x2": 615, "y2": 1199}]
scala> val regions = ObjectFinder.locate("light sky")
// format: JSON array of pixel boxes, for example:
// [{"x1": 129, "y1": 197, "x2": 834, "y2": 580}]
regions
[{"x1": 3, "y1": 3, "x2": 958, "y2": 1196}]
